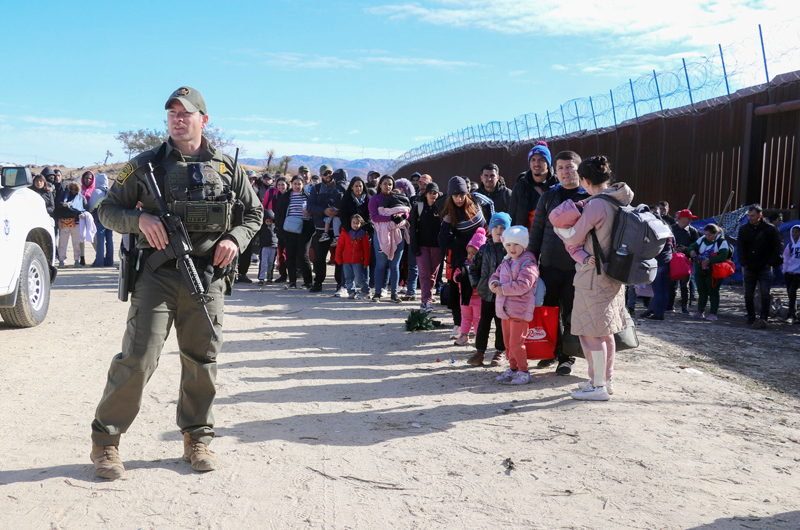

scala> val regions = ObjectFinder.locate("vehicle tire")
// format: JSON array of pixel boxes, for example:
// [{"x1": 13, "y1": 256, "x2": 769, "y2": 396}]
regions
[{"x1": 0, "y1": 242, "x2": 51, "y2": 327}]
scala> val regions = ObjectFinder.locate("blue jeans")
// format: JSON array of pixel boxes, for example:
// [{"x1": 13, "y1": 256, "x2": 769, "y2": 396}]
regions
[
  {"x1": 343, "y1": 263, "x2": 369, "y2": 295},
  {"x1": 93, "y1": 219, "x2": 114, "y2": 267},
  {"x1": 650, "y1": 264, "x2": 671, "y2": 318},
  {"x1": 406, "y1": 249, "x2": 418, "y2": 295},
  {"x1": 374, "y1": 238, "x2": 404, "y2": 296}
]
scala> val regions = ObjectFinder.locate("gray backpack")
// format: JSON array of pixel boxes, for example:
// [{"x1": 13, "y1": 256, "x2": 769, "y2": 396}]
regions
[{"x1": 589, "y1": 195, "x2": 672, "y2": 285}]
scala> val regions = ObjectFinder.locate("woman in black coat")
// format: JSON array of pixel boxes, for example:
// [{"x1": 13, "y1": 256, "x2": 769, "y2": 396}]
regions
[
  {"x1": 339, "y1": 176, "x2": 374, "y2": 235},
  {"x1": 30, "y1": 174, "x2": 55, "y2": 215}
]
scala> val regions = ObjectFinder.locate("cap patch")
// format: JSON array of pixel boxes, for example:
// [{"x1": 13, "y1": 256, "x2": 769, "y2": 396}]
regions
[{"x1": 175, "y1": 87, "x2": 190, "y2": 97}]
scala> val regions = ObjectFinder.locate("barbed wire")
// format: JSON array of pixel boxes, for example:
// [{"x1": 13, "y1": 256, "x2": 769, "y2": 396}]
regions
[{"x1": 389, "y1": 21, "x2": 800, "y2": 174}]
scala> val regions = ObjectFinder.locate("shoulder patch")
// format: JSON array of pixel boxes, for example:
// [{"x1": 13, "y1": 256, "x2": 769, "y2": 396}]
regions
[
  {"x1": 220, "y1": 162, "x2": 227, "y2": 174},
  {"x1": 116, "y1": 162, "x2": 136, "y2": 185}
]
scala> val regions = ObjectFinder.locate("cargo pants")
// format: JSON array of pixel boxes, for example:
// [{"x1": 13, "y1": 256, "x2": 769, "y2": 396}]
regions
[{"x1": 91, "y1": 264, "x2": 224, "y2": 447}]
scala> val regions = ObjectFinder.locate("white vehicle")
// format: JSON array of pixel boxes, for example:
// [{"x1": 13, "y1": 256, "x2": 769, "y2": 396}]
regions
[{"x1": 0, "y1": 166, "x2": 57, "y2": 327}]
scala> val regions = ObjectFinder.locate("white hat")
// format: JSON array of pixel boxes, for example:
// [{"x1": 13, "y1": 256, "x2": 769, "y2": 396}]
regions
[{"x1": 502, "y1": 225, "x2": 529, "y2": 248}]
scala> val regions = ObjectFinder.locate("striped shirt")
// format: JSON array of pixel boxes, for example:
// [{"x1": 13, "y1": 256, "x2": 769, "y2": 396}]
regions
[{"x1": 287, "y1": 192, "x2": 309, "y2": 218}]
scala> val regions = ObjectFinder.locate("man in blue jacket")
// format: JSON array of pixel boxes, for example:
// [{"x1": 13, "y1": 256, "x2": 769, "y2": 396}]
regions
[{"x1": 308, "y1": 164, "x2": 346, "y2": 292}]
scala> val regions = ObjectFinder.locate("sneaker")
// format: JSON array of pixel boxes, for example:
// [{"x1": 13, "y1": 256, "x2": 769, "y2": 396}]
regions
[
  {"x1": 331, "y1": 236, "x2": 339, "y2": 246},
  {"x1": 333, "y1": 288, "x2": 344, "y2": 298},
  {"x1": 468, "y1": 332, "x2": 475, "y2": 339},
  {"x1": 419, "y1": 302, "x2": 430, "y2": 313},
  {"x1": 274, "y1": 276, "x2": 287, "y2": 283},
  {"x1": 490, "y1": 351, "x2": 505, "y2": 366},
  {"x1": 449, "y1": 325, "x2": 460, "y2": 340},
  {"x1": 639, "y1": 309, "x2": 653, "y2": 319},
  {"x1": 510, "y1": 371, "x2": 532, "y2": 385},
  {"x1": 348, "y1": 291, "x2": 356, "y2": 299},
  {"x1": 74, "y1": 259, "x2": 81, "y2": 267},
  {"x1": 455, "y1": 333, "x2": 469, "y2": 346},
  {"x1": 372, "y1": 293, "x2": 382, "y2": 302},
  {"x1": 691, "y1": 312, "x2": 705, "y2": 319},
  {"x1": 496, "y1": 369, "x2": 517, "y2": 383},
  {"x1": 401, "y1": 294, "x2": 416, "y2": 301},
  {"x1": 319, "y1": 232, "x2": 331, "y2": 242},
  {"x1": 301, "y1": 283, "x2": 312, "y2": 289},
  {"x1": 705, "y1": 313, "x2": 718, "y2": 322},
  {"x1": 309, "y1": 284, "x2": 322, "y2": 293},
  {"x1": 571, "y1": 384, "x2": 611, "y2": 401},
  {"x1": 681, "y1": 306, "x2": 689, "y2": 315},
  {"x1": 536, "y1": 358, "x2": 557, "y2": 369},
  {"x1": 183, "y1": 433, "x2": 216, "y2": 472},
  {"x1": 426, "y1": 302, "x2": 434, "y2": 312},
  {"x1": 237, "y1": 274, "x2": 253, "y2": 284},
  {"x1": 80, "y1": 256, "x2": 86, "y2": 266},
  {"x1": 579, "y1": 378, "x2": 614, "y2": 395},
  {"x1": 390, "y1": 294, "x2": 402, "y2": 303},
  {"x1": 58, "y1": 260, "x2": 65, "y2": 267},
  {"x1": 467, "y1": 351, "x2": 485, "y2": 366},
  {"x1": 258, "y1": 279, "x2": 265, "y2": 286},
  {"x1": 666, "y1": 306, "x2": 674, "y2": 313},
  {"x1": 644, "y1": 314, "x2": 664, "y2": 320},
  {"x1": 91, "y1": 445, "x2": 125, "y2": 480},
  {"x1": 755, "y1": 318, "x2": 768, "y2": 329},
  {"x1": 285, "y1": 283, "x2": 298, "y2": 290},
  {"x1": 555, "y1": 361, "x2": 573, "y2": 376}
]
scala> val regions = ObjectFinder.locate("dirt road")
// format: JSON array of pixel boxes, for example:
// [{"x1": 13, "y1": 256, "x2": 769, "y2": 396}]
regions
[{"x1": 1, "y1": 261, "x2": 800, "y2": 529}]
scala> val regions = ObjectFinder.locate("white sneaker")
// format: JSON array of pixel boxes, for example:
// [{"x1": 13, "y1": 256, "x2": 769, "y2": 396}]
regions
[
  {"x1": 419, "y1": 302, "x2": 430, "y2": 313},
  {"x1": 578, "y1": 378, "x2": 614, "y2": 395},
  {"x1": 496, "y1": 369, "x2": 517, "y2": 384},
  {"x1": 426, "y1": 301, "x2": 434, "y2": 312},
  {"x1": 348, "y1": 292, "x2": 356, "y2": 299},
  {"x1": 510, "y1": 371, "x2": 532, "y2": 385},
  {"x1": 571, "y1": 383, "x2": 611, "y2": 401},
  {"x1": 333, "y1": 288, "x2": 346, "y2": 298},
  {"x1": 450, "y1": 325, "x2": 460, "y2": 340}
]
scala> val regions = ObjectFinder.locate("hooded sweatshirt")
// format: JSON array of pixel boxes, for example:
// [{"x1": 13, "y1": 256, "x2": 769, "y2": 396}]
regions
[
  {"x1": 81, "y1": 171, "x2": 96, "y2": 203},
  {"x1": 88, "y1": 173, "x2": 109, "y2": 211},
  {"x1": 783, "y1": 229, "x2": 800, "y2": 274}
]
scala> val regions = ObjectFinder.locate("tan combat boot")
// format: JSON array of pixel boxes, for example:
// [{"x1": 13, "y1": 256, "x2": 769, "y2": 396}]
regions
[
  {"x1": 183, "y1": 433, "x2": 217, "y2": 472},
  {"x1": 91, "y1": 445, "x2": 125, "y2": 480}
]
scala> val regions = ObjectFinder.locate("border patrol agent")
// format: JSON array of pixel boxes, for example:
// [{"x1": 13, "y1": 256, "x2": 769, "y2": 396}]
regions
[{"x1": 91, "y1": 87, "x2": 262, "y2": 479}]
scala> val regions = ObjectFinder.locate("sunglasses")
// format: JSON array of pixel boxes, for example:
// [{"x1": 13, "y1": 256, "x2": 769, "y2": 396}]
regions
[{"x1": 322, "y1": 171, "x2": 333, "y2": 177}]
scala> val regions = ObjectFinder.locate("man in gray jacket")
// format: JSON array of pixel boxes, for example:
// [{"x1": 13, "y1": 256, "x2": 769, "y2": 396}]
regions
[
  {"x1": 476, "y1": 163, "x2": 512, "y2": 214},
  {"x1": 527, "y1": 151, "x2": 589, "y2": 375}
]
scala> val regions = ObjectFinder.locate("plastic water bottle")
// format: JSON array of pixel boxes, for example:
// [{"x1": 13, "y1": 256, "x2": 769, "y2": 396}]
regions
[{"x1": 607, "y1": 243, "x2": 633, "y2": 283}]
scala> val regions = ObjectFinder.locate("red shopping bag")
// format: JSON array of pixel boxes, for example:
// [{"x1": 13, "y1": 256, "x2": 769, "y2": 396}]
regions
[
  {"x1": 524, "y1": 306, "x2": 558, "y2": 360},
  {"x1": 670, "y1": 252, "x2": 692, "y2": 281}
]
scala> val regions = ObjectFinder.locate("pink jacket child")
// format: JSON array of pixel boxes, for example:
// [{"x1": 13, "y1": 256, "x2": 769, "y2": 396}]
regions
[
  {"x1": 548, "y1": 199, "x2": 592, "y2": 265},
  {"x1": 453, "y1": 228, "x2": 486, "y2": 345},
  {"x1": 490, "y1": 248, "x2": 539, "y2": 380}
]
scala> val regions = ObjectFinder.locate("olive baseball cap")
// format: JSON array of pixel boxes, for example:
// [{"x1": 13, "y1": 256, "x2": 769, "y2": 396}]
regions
[
  {"x1": 319, "y1": 164, "x2": 333, "y2": 175},
  {"x1": 298, "y1": 165, "x2": 310, "y2": 172},
  {"x1": 165, "y1": 86, "x2": 207, "y2": 115}
]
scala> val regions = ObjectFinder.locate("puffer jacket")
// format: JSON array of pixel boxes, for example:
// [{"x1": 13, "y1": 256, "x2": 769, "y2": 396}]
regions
[
  {"x1": 554, "y1": 183, "x2": 632, "y2": 337},
  {"x1": 490, "y1": 250, "x2": 539, "y2": 322},
  {"x1": 528, "y1": 184, "x2": 589, "y2": 270},
  {"x1": 508, "y1": 169, "x2": 556, "y2": 228},
  {"x1": 469, "y1": 240, "x2": 506, "y2": 302},
  {"x1": 335, "y1": 228, "x2": 370, "y2": 267}
]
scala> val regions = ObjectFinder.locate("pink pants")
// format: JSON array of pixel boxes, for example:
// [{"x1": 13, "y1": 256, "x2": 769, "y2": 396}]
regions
[
  {"x1": 579, "y1": 335, "x2": 616, "y2": 382},
  {"x1": 417, "y1": 246, "x2": 443, "y2": 305},
  {"x1": 501, "y1": 318, "x2": 529, "y2": 372},
  {"x1": 460, "y1": 294, "x2": 482, "y2": 335}
]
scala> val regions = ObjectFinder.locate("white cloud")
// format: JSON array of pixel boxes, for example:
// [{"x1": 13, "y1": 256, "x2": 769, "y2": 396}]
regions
[
  {"x1": 260, "y1": 52, "x2": 362, "y2": 69},
  {"x1": 20, "y1": 116, "x2": 113, "y2": 128},
  {"x1": 367, "y1": 1, "x2": 800, "y2": 50},
  {"x1": 348, "y1": 129, "x2": 361, "y2": 134},
  {"x1": 364, "y1": 56, "x2": 479, "y2": 68},
  {"x1": 228, "y1": 116, "x2": 319, "y2": 128}
]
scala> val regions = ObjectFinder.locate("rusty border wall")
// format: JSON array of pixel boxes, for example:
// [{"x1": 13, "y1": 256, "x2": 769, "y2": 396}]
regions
[{"x1": 393, "y1": 73, "x2": 800, "y2": 221}]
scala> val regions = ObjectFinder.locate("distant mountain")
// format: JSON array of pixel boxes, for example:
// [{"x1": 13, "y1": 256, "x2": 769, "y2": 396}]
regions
[{"x1": 241, "y1": 155, "x2": 393, "y2": 178}]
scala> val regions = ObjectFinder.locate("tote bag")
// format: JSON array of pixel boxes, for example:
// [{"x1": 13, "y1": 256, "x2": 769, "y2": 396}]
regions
[{"x1": 524, "y1": 306, "x2": 559, "y2": 360}]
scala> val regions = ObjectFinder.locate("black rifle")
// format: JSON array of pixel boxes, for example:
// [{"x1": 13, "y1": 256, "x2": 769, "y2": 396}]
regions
[{"x1": 138, "y1": 162, "x2": 219, "y2": 341}]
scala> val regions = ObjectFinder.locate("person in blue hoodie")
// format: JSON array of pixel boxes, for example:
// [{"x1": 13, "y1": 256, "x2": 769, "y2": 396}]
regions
[{"x1": 88, "y1": 173, "x2": 114, "y2": 267}]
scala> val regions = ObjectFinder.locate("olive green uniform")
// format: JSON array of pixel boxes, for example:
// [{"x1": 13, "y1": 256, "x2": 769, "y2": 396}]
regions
[{"x1": 91, "y1": 137, "x2": 262, "y2": 447}]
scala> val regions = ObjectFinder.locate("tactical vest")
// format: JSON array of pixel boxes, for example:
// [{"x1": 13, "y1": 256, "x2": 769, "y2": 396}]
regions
[{"x1": 160, "y1": 156, "x2": 235, "y2": 233}]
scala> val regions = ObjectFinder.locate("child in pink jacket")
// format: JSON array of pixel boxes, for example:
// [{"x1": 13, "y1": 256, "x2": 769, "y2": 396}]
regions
[
  {"x1": 453, "y1": 228, "x2": 486, "y2": 345},
  {"x1": 489, "y1": 225, "x2": 539, "y2": 385}
]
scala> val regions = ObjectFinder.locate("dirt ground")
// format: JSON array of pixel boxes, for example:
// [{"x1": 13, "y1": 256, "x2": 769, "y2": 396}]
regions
[{"x1": 1, "y1": 251, "x2": 800, "y2": 530}]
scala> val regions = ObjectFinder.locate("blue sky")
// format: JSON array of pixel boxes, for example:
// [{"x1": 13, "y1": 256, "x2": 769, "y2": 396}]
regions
[{"x1": 0, "y1": 0, "x2": 798, "y2": 167}]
